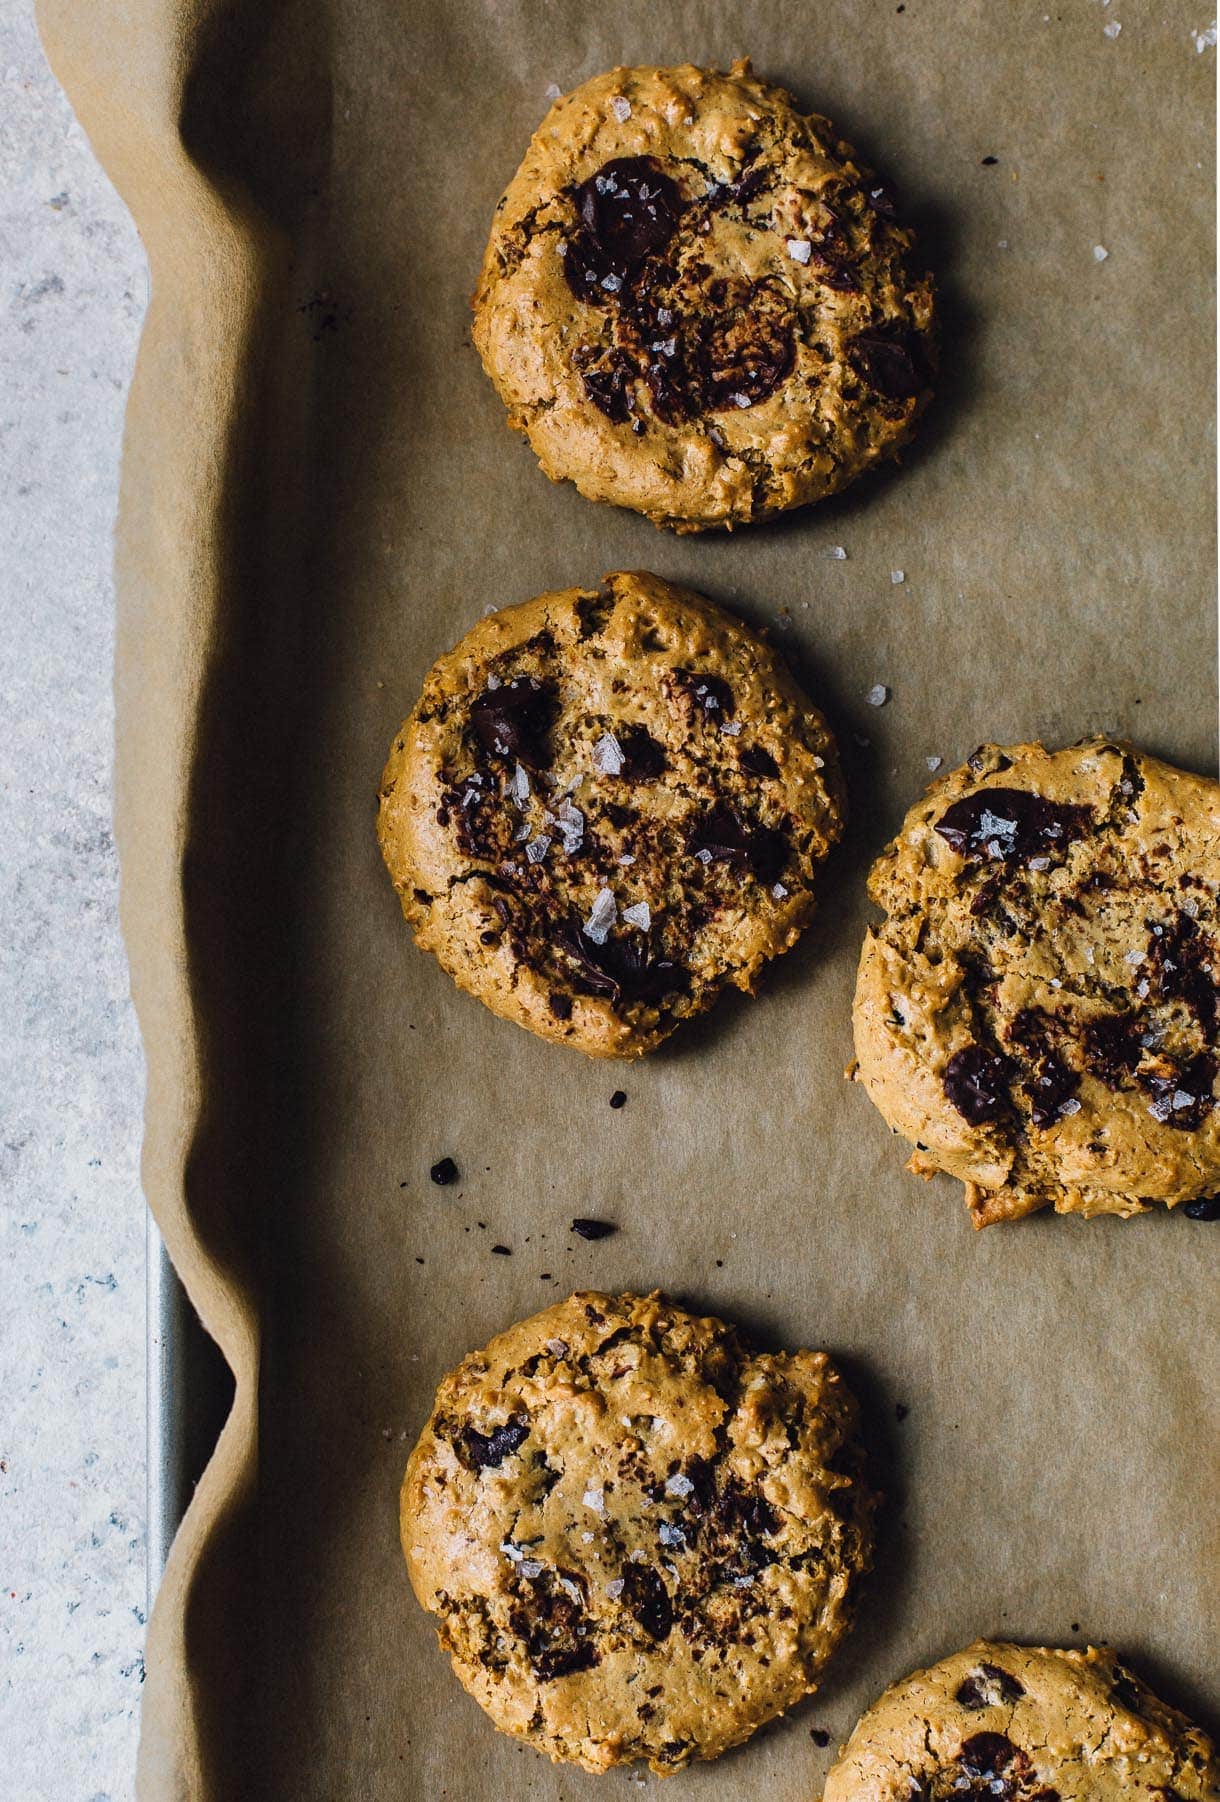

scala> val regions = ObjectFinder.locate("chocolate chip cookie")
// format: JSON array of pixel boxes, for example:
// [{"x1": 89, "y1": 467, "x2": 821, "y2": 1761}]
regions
[
  {"x1": 852, "y1": 740, "x2": 1220, "y2": 1225},
  {"x1": 472, "y1": 59, "x2": 935, "y2": 531},
  {"x1": 401, "y1": 1290, "x2": 875, "y2": 1775},
  {"x1": 377, "y1": 571, "x2": 844, "y2": 1057},
  {"x1": 822, "y1": 1640, "x2": 1218, "y2": 1800}
]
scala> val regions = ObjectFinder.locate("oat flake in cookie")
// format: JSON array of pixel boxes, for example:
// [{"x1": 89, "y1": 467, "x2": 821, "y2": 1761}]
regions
[
  {"x1": 401, "y1": 1291, "x2": 875, "y2": 1775},
  {"x1": 471, "y1": 60, "x2": 935, "y2": 531},
  {"x1": 821, "y1": 1640, "x2": 1218, "y2": 1800},
  {"x1": 377, "y1": 571, "x2": 843, "y2": 1057},
  {"x1": 852, "y1": 740, "x2": 1220, "y2": 1225}
]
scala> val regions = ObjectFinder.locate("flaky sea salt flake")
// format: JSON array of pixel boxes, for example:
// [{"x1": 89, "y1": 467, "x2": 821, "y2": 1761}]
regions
[
  {"x1": 1093, "y1": 244, "x2": 1109, "y2": 261},
  {"x1": 525, "y1": 834, "x2": 551, "y2": 864},
  {"x1": 926, "y1": 755, "x2": 943, "y2": 772},
  {"x1": 664, "y1": 1473, "x2": 694, "y2": 1498},
  {"x1": 583, "y1": 1484, "x2": 605, "y2": 1512},
  {"x1": 786, "y1": 237, "x2": 812, "y2": 263},
  {"x1": 592, "y1": 731, "x2": 626, "y2": 776},
  {"x1": 891, "y1": 569, "x2": 905, "y2": 584},
  {"x1": 829, "y1": 544, "x2": 848, "y2": 560},
  {"x1": 772, "y1": 883, "x2": 789, "y2": 899},
  {"x1": 510, "y1": 762, "x2": 531, "y2": 807},
  {"x1": 1194, "y1": 23, "x2": 1218, "y2": 52},
  {"x1": 622, "y1": 901, "x2": 651, "y2": 931},
  {"x1": 610, "y1": 94, "x2": 632, "y2": 121},
  {"x1": 582, "y1": 889, "x2": 617, "y2": 945},
  {"x1": 866, "y1": 683, "x2": 890, "y2": 707},
  {"x1": 1103, "y1": 17, "x2": 1121, "y2": 34},
  {"x1": 545, "y1": 81, "x2": 562, "y2": 99},
  {"x1": 553, "y1": 797, "x2": 585, "y2": 854}
]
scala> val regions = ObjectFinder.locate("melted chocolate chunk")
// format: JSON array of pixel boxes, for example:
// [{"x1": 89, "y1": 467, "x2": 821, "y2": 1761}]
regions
[
  {"x1": 454, "y1": 1417, "x2": 529, "y2": 1471},
  {"x1": 847, "y1": 328, "x2": 925, "y2": 399},
  {"x1": 510, "y1": 1569, "x2": 599, "y2": 1681},
  {"x1": 469, "y1": 678, "x2": 555, "y2": 769},
  {"x1": 943, "y1": 1043, "x2": 1012, "y2": 1126},
  {"x1": 935, "y1": 788, "x2": 1093, "y2": 867},
  {"x1": 556, "y1": 919, "x2": 687, "y2": 1007},
  {"x1": 1184, "y1": 1195, "x2": 1220, "y2": 1219},
  {"x1": 617, "y1": 723, "x2": 668, "y2": 780},
  {"x1": 688, "y1": 802, "x2": 787, "y2": 883},
  {"x1": 739, "y1": 744, "x2": 780, "y2": 780},
  {"x1": 1083, "y1": 1012, "x2": 1146, "y2": 1089},
  {"x1": 1007, "y1": 1008, "x2": 1081, "y2": 1128},
  {"x1": 955, "y1": 1663, "x2": 1027, "y2": 1709},
  {"x1": 1149, "y1": 911, "x2": 1218, "y2": 1037},
  {"x1": 619, "y1": 1562, "x2": 673, "y2": 1641},
  {"x1": 548, "y1": 990, "x2": 573, "y2": 1021},
  {"x1": 693, "y1": 284, "x2": 795, "y2": 410},
  {"x1": 572, "y1": 344, "x2": 635, "y2": 422},
  {"x1": 563, "y1": 157, "x2": 684, "y2": 302},
  {"x1": 913, "y1": 1732, "x2": 1059, "y2": 1802},
  {"x1": 1139, "y1": 1053, "x2": 1217, "y2": 1131},
  {"x1": 959, "y1": 1733, "x2": 1025, "y2": 1777}
]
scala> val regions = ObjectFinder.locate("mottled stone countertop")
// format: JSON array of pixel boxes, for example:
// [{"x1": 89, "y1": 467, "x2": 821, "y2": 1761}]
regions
[{"x1": 2, "y1": 6, "x2": 149, "y2": 1796}]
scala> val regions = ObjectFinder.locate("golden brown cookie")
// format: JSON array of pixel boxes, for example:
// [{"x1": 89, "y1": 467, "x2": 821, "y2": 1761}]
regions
[
  {"x1": 378, "y1": 571, "x2": 843, "y2": 1057},
  {"x1": 472, "y1": 59, "x2": 935, "y2": 531},
  {"x1": 401, "y1": 1290, "x2": 875, "y2": 1775},
  {"x1": 852, "y1": 740, "x2": 1220, "y2": 1225},
  {"x1": 821, "y1": 1640, "x2": 1218, "y2": 1800}
]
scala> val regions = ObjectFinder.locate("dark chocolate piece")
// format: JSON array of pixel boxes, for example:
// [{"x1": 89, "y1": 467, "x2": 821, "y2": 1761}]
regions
[
  {"x1": 935, "y1": 787, "x2": 1092, "y2": 867},
  {"x1": 943, "y1": 1043, "x2": 1011, "y2": 1125}
]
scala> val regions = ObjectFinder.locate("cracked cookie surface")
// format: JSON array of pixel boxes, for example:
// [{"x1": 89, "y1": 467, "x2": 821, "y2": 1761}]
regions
[
  {"x1": 401, "y1": 1290, "x2": 875, "y2": 1775},
  {"x1": 821, "y1": 1640, "x2": 1219, "y2": 1800},
  {"x1": 852, "y1": 740, "x2": 1220, "y2": 1224},
  {"x1": 377, "y1": 570, "x2": 844, "y2": 1057},
  {"x1": 472, "y1": 59, "x2": 935, "y2": 531}
]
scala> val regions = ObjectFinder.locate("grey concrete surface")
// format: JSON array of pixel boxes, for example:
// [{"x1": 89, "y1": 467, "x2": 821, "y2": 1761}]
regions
[{"x1": 1, "y1": 3, "x2": 149, "y2": 1796}]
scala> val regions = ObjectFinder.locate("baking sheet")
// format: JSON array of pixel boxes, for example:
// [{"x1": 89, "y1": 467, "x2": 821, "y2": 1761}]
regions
[{"x1": 39, "y1": 1, "x2": 1218, "y2": 1798}]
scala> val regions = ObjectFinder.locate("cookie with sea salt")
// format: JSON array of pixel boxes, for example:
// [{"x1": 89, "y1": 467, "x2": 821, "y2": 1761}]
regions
[
  {"x1": 401, "y1": 1290, "x2": 875, "y2": 1775},
  {"x1": 852, "y1": 739, "x2": 1220, "y2": 1225},
  {"x1": 377, "y1": 570, "x2": 843, "y2": 1057},
  {"x1": 821, "y1": 1640, "x2": 1218, "y2": 1800},
  {"x1": 471, "y1": 59, "x2": 935, "y2": 531}
]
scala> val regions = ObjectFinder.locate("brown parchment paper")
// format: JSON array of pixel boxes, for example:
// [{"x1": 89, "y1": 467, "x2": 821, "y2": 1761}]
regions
[{"x1": 38, "y1": 1, "x2": 1219, "y2": 1798}]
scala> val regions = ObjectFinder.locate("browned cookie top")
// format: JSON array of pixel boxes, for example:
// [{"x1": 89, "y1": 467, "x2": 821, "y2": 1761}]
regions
[
  {"x1": 821, "y1": 1641, "x2": 1218, "y2": 1800},
  {"x1": 472, "y1": 60, "x2": 935, "y2": 531},
  {"x1": 378, "y1": 571, "x2": 843, "y2": 1058},
  {"x1": 402, "y1": 1291, "x2": 875, "y2": 1774},
  {"x1": 852, "y1": 740, "x2": 1220, "y2": 1224}
]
